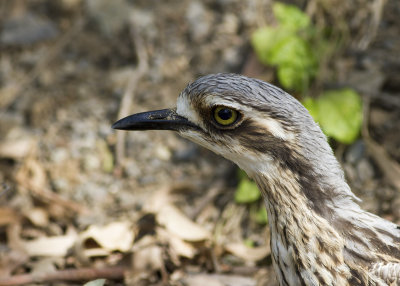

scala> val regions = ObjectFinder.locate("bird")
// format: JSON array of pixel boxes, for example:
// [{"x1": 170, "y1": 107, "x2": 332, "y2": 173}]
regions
[{"x1": 112, "y1": 73, "x2": 400, "y2": 285}]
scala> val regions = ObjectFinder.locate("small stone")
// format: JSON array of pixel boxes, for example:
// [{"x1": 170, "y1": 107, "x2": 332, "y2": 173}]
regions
[
  {"x1": 173, "y1": 143, "x2": 199, "y2": 162},
  {"x1": 0, "y1": 112, "x2": 23, "y2": 139},
  {"x1": 124, "y1": 160, "x2": 141, "y2": 178},
  {"x1": 155, "y1": 145, "x2": 171, "y2": 161},
  {"x1": 83, "y1": 153, "x2": 101, "y2": 171},
  {"x1": 0, "y1": 13, "x2": 58, "y2": 46},
  {"x1": 356, "y1": 158, "x2": 375, "y2": 183},
  {"x1": 86, "y1": 0, "x2": 132, "y2": 36},
  {"x1": 59, "y1": 0, "x2": 83, "y2": 10},
  {"x1": 345, "y1": 140, "x2": 365, "y2": 164},
  {"x1": 186, "y1": 1, "x2": 213, "y2": 43},
  {"x1": 51, "y1": 148, "x2": 69, "y2": 163}
]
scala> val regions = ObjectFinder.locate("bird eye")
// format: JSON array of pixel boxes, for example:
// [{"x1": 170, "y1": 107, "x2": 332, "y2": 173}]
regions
[{"x1": 212, "y1": 106, "x2": 238, "y2": 126}]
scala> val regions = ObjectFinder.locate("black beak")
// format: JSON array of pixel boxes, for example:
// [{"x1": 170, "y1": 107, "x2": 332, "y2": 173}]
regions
[{"x1": 112, "y1": 109, "x2": 197, "y2": 131}]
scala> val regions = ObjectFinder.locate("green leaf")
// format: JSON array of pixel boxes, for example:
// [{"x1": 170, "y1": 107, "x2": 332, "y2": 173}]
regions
[
  {"x1": 273, "y1": 2, "x2": 310, "y2": 31},
  {"x1": 251, "y1": 2, "x2": 319, "y2": 92},
  {"x1": 255, "y1": 207, "x2": 268, "y2": 224},
  {"x1": 252, "y1": 28, "x2": 317, "y2": 91},
  {"x1": 317, "y1": 89, "x2": 362, "y2": 144},
  {"x1": 277, "y1": 64, "x2": 306, "y2": 91},
  {"x1": 235, "y1": 178, "x2": 260, "y2": 203},
  {"x1": 251, "y1": 26, "x2": 279, "y2": 66},
  {"x1": 269, "y1": 36, "x2": 312, "y2": 66}
]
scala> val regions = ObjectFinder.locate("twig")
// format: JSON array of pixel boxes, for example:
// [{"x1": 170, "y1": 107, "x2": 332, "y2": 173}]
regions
[
  {"x1": 0, "y1": 266, "x2": 127, "y2": 286},
  {"x1": 188, "y1": 181, "x2": 223, "y2": 220},
  {"x1": 115, "y1": 18, "x2": 149, "y2": 168},
  {"x1": 364, "y1": 140, "x2": 400, "y2": 191},
  {"x1": 29, "y1": 185, "x2": 88, "y2": 214},
  {"x1": 362, "y1": 96, "x2": 400, "y2": 191},
  {"x1": 368, "y1": 92, "x2": 400, "y2": 109},
  {"x1": 15, "y1": 161, "x2": 87, "y2": 214},
  {"x1": 357, "y1": 0, "x2": 386, "y2": 50}
]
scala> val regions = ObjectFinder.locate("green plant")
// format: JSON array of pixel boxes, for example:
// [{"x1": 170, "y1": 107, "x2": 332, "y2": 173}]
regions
[
  {"x1": 251, "y1": 2, "x2": 362, "y2": 145},
  {"x1": 251, "y1": 2, "x2": 320, "y2": 92},
  {"x1": 303, "y1": 89, "x2": 362, "y2": 144},
  {"x1": 234, "y1": 170, "x2": 268, "y2": 225},
  {"x1": 235, "y1": 170, "x2": 260, "y2": 203}
]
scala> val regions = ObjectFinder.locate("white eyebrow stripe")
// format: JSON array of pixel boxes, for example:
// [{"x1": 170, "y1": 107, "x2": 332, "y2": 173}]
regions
[
  {"x1": 179, "y1": 94, "x2": 295, "y2": 141},
  {"x1": 257, "y1": 118, "x2": 295, "y2": 141}
]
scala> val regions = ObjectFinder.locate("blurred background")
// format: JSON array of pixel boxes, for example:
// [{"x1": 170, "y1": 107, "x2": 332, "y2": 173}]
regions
[{"x1": 0, "y1": 0, "x2": 399, "y2": 285}]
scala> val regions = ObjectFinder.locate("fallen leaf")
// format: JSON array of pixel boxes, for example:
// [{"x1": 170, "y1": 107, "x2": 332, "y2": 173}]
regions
[
  {"x1": 0, "y1": 207, "x2": 21, "y2": 226},
  {"x1": 0, "y1": 137, "x2": 35, "y2": 159},
  {"x1": 21, "y1": 233, "x2": 77, "y2": 257},
  {"x1": 225, "y1": 242, "x2": 270, "y2": 262},
  {"x1": 16, "y1": 158, "x2": 47, "y2": 191},
  {"x1": 157, "y1": 227, "x2": 197, "y2": 259},
  {"x1": 157, "y1": 204, "x2": 210, "y2": 241},
  {"x1": 24, "y1": 207, "x2": 49, "y2": 227},
  {"x1": 80, "y1": 221, "x2": 134, "y2": 252},
  {"x1": 132, "y1": 244, "x2": 163, "y2": 271}
]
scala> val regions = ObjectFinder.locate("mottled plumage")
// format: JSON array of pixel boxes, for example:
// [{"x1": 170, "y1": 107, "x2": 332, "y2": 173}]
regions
[{"x1": 113, "y1": 73, "x2": 400, "y2": 285}]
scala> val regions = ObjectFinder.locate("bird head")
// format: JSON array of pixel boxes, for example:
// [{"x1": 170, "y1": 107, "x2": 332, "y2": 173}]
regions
[
  {"x1": 114, "y1": 73, "x2": 353, "y2": 204},
  {"x1": 113, "y1": 74, "x2": 330, "y2": 176}
]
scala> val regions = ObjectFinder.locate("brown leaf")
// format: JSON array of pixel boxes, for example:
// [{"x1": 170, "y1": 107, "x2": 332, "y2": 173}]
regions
[
  {"x1": 0, "y1": 137, "x2": 36, "y2": 159},
  {"x1": 78, "y1": 221, "x2": 134, "y2": 256},
  {"x1": 21, "y1": 233, "x2": 77, "y2": 257},
  {"x1": 0, "y1": 207, "x2": 21, "y2": 226},
  {"x1": 225, "y1": 243, "x2": 270, "y2": 262},
  {"x1": 157, "y1": 204, "x2": 211, "y2": 241}
]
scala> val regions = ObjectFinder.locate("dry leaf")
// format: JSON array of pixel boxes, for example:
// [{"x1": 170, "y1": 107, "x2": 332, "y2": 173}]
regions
[
  {"x1": 21, "y1": 233, "x2": 77, "y2": 257},
  {"x1": 0, "y1": 248, "x2": 29, "y2": 277},
  {"x1": 25, "y1": 207, "x2": 49, "y2": 227},
  {"x1": 0, "y1": 84, "x2": 20, "y2": 109},
  {"x1": 0, "y1": 137, "x2": 35, "y2": 159},
  {"x1": 132, "y1": 244, "x2": 163, "y2": 271},
  {"x1": 80, "y1": 221, "x2": 134, "y2": 253},
  {"x1": 157, "y1": 204, "x2": 210, "y2": 241},
  {"x1": 16, "y1": 158, "x2": 47, "y2": 191},
  {"x1": 0, "y1": 207, "x2": 21, "y2": 226},
  {"x1": 225, "y1": 243, "x2": 270, "y2": 262},
  {"x1": 157, "y1": 227, "x2": 197, "y2": 259}
]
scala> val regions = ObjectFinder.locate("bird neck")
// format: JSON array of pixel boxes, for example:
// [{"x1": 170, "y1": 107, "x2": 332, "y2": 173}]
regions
[{"x1": 252, "y1": 167, "x2": 355, "y2": 285}]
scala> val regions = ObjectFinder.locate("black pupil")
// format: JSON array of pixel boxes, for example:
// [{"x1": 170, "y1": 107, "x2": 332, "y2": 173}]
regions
[{"x1": 218, "y1": 108, "x2": 232, "y2": 120}]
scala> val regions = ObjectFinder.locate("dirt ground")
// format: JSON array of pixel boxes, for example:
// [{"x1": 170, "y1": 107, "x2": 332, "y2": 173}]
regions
[{"x1": 0, "y1": 0, "x2": 399, "y2": 285}]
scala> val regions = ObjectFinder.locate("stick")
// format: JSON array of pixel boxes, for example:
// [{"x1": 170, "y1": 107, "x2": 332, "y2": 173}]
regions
[
  {"x1": 362, "y1": 96, "x2": 400, "y2": 191},
  {"x1": 115, "y1": 18, "x2": 149, "y2": 168},
  {"x1": 0, "y1": 266, "x2": 126, "y2": 286}
]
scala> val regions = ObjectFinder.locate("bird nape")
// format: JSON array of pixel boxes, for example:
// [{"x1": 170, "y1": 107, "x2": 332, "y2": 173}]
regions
[{"x1": 113, "y1": 73, "x2": 400, "y2": 285}]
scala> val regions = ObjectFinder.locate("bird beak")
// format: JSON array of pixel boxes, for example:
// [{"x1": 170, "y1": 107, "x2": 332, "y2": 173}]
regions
[{"x1": 112, "y1": 108, "x2": 197, "y2": 131}]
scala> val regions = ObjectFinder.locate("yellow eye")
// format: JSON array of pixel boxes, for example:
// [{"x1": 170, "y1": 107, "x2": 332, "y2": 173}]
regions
[{"x1": 213, "y1": 106, "x2": 238, "y2": 126}]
